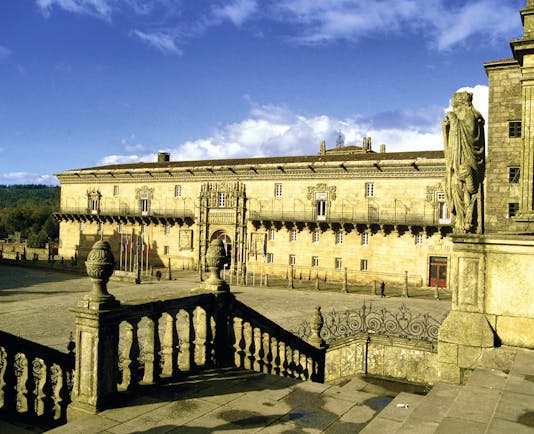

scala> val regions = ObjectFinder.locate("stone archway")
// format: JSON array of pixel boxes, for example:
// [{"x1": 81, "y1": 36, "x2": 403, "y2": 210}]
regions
[{"x1": 210, "y1": 230, "x2": 232, "y2": 266}]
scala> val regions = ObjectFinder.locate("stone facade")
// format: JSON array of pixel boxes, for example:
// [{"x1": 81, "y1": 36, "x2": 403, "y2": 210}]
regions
[{"x1": 55, "y1": 148, "x2": 453, "y2": 288}]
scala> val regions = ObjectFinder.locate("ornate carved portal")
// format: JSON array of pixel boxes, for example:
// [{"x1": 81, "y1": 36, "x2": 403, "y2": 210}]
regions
[
  {"x1": 306, "y1": 183, "x2": 337, "y2": 221},
  {"x1": 197, "y1": 182, "x2": 247, "y2": 276}
]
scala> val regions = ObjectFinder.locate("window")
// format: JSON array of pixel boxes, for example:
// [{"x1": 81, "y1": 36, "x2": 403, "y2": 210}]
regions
[
  {"x1": 267, "y1": 253, "x2": 274, "y2": 263},
  {"x1": 361, "y1": 233, "x2": 369, "y2": 246},
  {"x1": 360, "y1": 259, "x2": 368, "y2": 271},
  {"x1": 275, "y1": 183, "x2": 283, "y2": 197},
  {"x1": 175, "y1": 185, "x2": 182, "y2": 197},
  {"x1": 416, "y1": 233, "x2": 424, "y2": 245},
  {"x1": 218, "y1": 192, "x2": 225, "y2": 207},
  {"x1": 509, "y1": 203, "x2": 520, "y2": 218},
  {"x1": 89, "y1": 198, "x2": 99, "y2": 214},
  {"x1": 140, "y1": 199, "x2": 149, "y2": 215},
  {"x1": 509, "y1": 121, "x2": 522, "y2": 138},
  {"x1": 312, "y1": 256, "x2": 319, "y2": 267},
  {"x1": 335, "y1": 257, "x2": 343, "y2": 270},
  {"x1": 335, "y1": 231, "x2": 344, "y2": 245},
  {"x1": 119, "y1": 223, "x2": 125, "y2": 233},
  {"x1": 113, "y1": 185, "x2": 119, "y2": 196},
  {"x1": 269, "y1": 229, "x2": 275, "y2": 240},
  {"x1": 290, "y1": 230, "x2": 297, "y2": 242},
  {"x1": 312, "y1": 231, "x2": 320, "y2": 243},
  {"x1": 164, "y1": 246, "x2": 170, "y2": 255},
  {"x1": 437, "y1": 192, "x2": 446, "y2": 201},
  {"x1": 316, "y1": 200, "x2": 327, "y2": 221},
  {"x1": 289, "y1": 254, "x2": 296, "y2": 266},
  {"x1": 509, "y1": 167, "x2": 520, "y2": 183},
  {"x1": 365, "y1": 183, "x2": 375, "y2": 198},
  {"x1": 165, "y1": 225, "x2": 171, "y2": 235},
  {"x1": 437, "y1": 192, "x2": 450, "y2": 224},
  {"x1": 79, "y1": 222, "x2": 84, "y2": 232}
]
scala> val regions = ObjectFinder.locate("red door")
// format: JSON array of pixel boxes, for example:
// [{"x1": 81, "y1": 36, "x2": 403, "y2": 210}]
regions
[{"x1": 429, "y1": 257, "x2": 448, "y2": 288}]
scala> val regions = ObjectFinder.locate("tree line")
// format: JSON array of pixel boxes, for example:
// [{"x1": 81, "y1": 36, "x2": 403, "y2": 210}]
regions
[{"x1": 0, "y1": 185, "x2": 60, "y2": 248}]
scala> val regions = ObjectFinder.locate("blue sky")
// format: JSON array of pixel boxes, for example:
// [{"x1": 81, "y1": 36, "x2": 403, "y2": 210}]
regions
[{"x1": 0, "y1": 0, "x2": 525, "y2": 185}]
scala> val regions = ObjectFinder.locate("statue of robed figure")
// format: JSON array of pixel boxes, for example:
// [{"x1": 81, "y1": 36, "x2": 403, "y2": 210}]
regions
[{"x1": 442, "y1": 91, "x2": 485, "y2": 234}]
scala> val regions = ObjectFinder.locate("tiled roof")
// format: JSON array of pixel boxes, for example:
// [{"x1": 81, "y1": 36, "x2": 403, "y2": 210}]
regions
[{"x1": 69, "y1": 150, "x2": 444, "y2": 173}]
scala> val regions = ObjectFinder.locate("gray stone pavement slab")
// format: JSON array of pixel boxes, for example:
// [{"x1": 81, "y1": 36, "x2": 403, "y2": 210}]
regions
[
  {"x1": 359, "y1": 416, "x2": 402, "y2": 433},
  {"x1": 367, "y1": 392, "x2": 424, "y2": 423},
  {"x1": 434, "y1": 417, "x2": 487, "y2": 434},
  {"x1": 486, "y1": 417, "x2": 534, "y2": 434},
  {"x1": 465, "y1": 367, "x2": 508, "y2": 390},
  {"x1": 402, "y1": 382, "x2": 460, "y2": 425},
  {"x1": 446, "y1": 384, "x2": 501, "y2": 424},
  {"x1": 494, "y1": 390, "x2": 534, "y2": 425},
  {"x1": 396, "y1": 418, "x2": 440, "y2": 434}
]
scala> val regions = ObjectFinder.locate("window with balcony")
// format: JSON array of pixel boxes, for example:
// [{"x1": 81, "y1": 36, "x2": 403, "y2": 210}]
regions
[
  {"x1": 275, "y1": 183, "x2": 283, "y2": 197},
  {"x1": 312, "y1": 256, "x2": 319, "y2": 267},
  {"x1": 140, "y1": 198, "x2": 149, "y2": 215},
  {"x1": 316, "y1": 200, "x2": 327, "y2": 221}
]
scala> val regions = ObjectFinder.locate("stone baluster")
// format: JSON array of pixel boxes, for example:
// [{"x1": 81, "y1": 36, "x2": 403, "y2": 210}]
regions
[
  {"x1": 232, "y1": 317, "x2": 244, "y2": 368},
  {"x1": 285, "y1": 345, "x2": 293, "y2": 377},
  {"x1": 270, "y1": 337, "x2": 280, "y2": 376},
  {"x1": 0, "y1": 348, "x2": 17, "y2": 413},
  {"x1": 69, "y1": 240, "x2": 121, "y2": 420},
  {"x1": 141, "y1": 314, "x2": 161, "y2": 385},
  {"x1": 118, "y1": 319, "x2": 140, "y2": 392},
  {"x1": 49, "y1": 364, "x2": 64, "y2": 420},
  {"x1": 243, "y1": 322, "x2": 253, "y2": 370},
  {"x1": 253, "y1": 327, "x2": 262, "y2": 372},
  {"x1": 262, "y1": 332, "x2": 271, "y2": 374},
  {"x1": 278, "y1": 342, "x2": 287, "y2": 376},
  {"x1": 299, "y1": 353, "x2": 307, "y2": 380},
  {"x1": 306, "y1": 357, "x2": 314, "y2": 381},
  {"x1": 33, "y1": 358, "x2": 47, "y2": 416},
  {"x1": 177, "y1": 309, "x2": 191, "y2": 372},
  {"x1": 15, "y1": 353, "x2": 28, "y2": 413},
  {"x1": 161, "y1": 312, "x2": 179, "y2": 379},
  {"x1": 193, "y1": 307, "x2": 207, "y2": 366}
]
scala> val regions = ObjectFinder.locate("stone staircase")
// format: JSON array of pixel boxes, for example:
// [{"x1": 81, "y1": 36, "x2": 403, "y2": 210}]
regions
[{"x1": 362, "y1": 348, "x2": 534, "y2": 433}]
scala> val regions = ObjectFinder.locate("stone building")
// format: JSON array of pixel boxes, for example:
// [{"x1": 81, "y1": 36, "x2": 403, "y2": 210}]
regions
[{"x1": 54, "y1": 143, "x2": 453, "y2": 288}]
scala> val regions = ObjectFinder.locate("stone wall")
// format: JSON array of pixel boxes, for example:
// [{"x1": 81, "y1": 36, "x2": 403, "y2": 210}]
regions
[{"x1": 324, "y1": 334, "x2": 438, "y2": 385}]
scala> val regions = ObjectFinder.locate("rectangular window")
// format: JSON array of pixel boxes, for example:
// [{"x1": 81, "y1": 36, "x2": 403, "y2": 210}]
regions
[
  {"x1": 365, "y1": 183, "x2": 375, "y2": 198},
  {"x1": 275, "y1": 183, "x2": 283, "y2": 197},
  {"x1": 335, "y1": 257, "x2": 343, "y2": 270},
  {"x1": 312, "y1": 231, "x2": 320, "y2": 243},
  {"x1": 119, "y1": 223, "x2": 125, "y2": 233},
  {"x1": 509, "y1": 167, "x2": 520, "y2": 183},
  {"x1": 164, "y1": 246, "x2": 170, "y2": 255},
  {"x1": 416, "y1": 233, "x2": 424, "y2": 245},
  {"x1": 175, "y1": 185, "x2": 182, "y2": 197},
  {"x1": 335, "y1": 231, "x2": 344, "y2": 245},
  {"x1": 269, "y1": 229, "x2": 275, "y2": 240},
  {"x1": 89, "y1": 198, "x2": 99, "y2": 214},
  {"x1": 509, "y1": 121, "x2": 522, "y2": 138},
  {"x1": 164, "y1": 225, "x2": 171, "y2": 235},
  {"x1": 140, "y1": 199, "x2": 149, "y2": 215},
  {"x1": 218, "y1": 192, "x2": 225, "y2": 207},
  {"x1": 361, "y1": 233, "x2": 369, "y2": 246},
  {"x1": 316, "y1": 200, "x2": 327, "y2": 221},
  {"x1": 360, "y1": 259, "x2": 368, "y2": 271},
  {"x1": 113, "y1": 185, "x2": 119, "y2": 196},
  {"x1": 509, "y1": 202, "x2": 520, "y2": 218},
  {"x1": 290, "y1": 230, "x2": 297, "y2": 242},
  {"x1": 267, "y1": 253, "x2": 274, "y2": 263},
  {"x1": 312, "y1": 256, "x2": 319, "y2": 267},
  {"x1": 289, "y1": 254, "x2": 296, "y2": 266},
  {"x1": 79, "y1": 222, "x2": 84, "y2": 231}
]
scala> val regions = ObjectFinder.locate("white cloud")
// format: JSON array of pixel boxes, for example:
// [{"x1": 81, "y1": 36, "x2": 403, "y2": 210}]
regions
[
  {"x1": 36, "y1": 0, "x2": 114, "y2": 21},
  {"x1": 212, "y1": 0, "x2": 258, "y2": 26},
  {"x1": 97, "y1": 92, "x2": 470, "y2": 167},
  {"x1": 0, "y1": 172, "x2": 59, "y2": 185},
  {"x1": 0, "y1": 45, "x2": 11, "y2": 60},
  {"x1": 130, "y1": 29, "x2": 182, "y2": 54}
]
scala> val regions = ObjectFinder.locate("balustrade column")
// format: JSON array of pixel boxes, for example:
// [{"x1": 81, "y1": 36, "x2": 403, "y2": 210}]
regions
[
  {"x1": 142, "y1": 314, "x2": 162, "y2": 385},
  {"x1": 161, "y1": 312, "x2": 179, "y2": 378}
]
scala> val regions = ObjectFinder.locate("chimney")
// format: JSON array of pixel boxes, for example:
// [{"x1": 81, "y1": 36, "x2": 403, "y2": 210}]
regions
[
  {"x1": 380, "y1": 144, "x2": 386, "y2": 153},
  {"x1": 158, "y1": 152, "x2": 170, "y2": 163}
]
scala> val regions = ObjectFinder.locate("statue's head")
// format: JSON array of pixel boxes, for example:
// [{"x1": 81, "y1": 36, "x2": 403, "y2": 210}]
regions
[{"x1": 452, "y1": 91, "x2": 473, "y2": 110}]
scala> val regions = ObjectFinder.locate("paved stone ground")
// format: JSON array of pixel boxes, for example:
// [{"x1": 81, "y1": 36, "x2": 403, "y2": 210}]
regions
[{"x1": 0, "y1": 264, "x2": 450, "y2": 351}]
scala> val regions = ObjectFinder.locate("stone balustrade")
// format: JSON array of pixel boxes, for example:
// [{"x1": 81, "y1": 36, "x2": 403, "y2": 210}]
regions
[{"x1": 0, "y1": 330, "x2": 75, "y2": 426}]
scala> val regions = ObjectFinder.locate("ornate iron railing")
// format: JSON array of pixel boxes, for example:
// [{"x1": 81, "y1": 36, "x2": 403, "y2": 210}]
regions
[{"x1": 293, "y1": 302, "x2": 448, "y2": 343}]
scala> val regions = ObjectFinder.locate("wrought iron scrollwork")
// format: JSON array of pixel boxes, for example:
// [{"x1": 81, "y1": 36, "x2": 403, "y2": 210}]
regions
[{"x1": 293, "y1": 302, "x2": 447, "y2": 343}]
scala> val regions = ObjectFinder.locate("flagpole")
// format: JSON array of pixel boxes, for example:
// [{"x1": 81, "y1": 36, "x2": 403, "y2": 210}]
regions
[{"x1": 120, "y1": 231, "x2": 123, "y2": 271}]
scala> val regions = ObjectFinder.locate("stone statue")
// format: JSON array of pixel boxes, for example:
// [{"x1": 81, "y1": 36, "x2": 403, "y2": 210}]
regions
[{"x1": 442, "y1": 91, "x2": 485, "y2": 234}]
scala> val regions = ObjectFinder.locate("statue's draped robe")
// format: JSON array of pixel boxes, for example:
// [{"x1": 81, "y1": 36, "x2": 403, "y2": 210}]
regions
[{"x1": 444, "y1": 106, "x2": 485, "y2": 232}]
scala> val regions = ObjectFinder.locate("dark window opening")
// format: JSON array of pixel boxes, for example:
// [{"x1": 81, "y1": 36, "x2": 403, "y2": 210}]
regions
[
  {"x1": 509, "y1": 121, "x2": 522, "y2": 138},
  {"x1": 509, "y1": 203, "x2": 519, "y2": 218},
  {"x1": 509, "y1": 167, "x2": 520, "y2": 183}
]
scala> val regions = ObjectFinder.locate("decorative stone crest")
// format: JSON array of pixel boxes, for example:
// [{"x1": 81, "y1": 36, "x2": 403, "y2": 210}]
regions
[
  {"x1": 306, "y1": 184, "x2": 337, "y2": 201},
  {"x1": 200, "y1": 239, "x2": 229, "y2": 292},
  {"x1": 83, "y1": 240, "x2": 119, "y2": 309}
]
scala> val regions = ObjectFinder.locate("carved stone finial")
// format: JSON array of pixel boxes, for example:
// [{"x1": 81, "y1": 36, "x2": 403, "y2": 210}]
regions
[
  {"x1": 83, "y1": 240, "x2": 119, "y2": 309},
  {"x1": 319, "y1": 140, "x2": 326, "y2": 155},
  {"x1": 201, "y1": 239, "x2": 230, "y2": 292},
  {"x1": 308, "y1": 306, "x2": 326, "y2": 348}
]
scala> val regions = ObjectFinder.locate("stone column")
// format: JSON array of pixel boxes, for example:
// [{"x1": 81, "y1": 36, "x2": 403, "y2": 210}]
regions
[{"x1": 68, "y1": 241, "x2": 122, "y2": 420}]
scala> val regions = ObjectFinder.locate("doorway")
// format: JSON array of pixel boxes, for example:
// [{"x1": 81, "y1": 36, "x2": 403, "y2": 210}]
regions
[{"x1": 429, "y1": 256, "x2": 448, "y2": 288}]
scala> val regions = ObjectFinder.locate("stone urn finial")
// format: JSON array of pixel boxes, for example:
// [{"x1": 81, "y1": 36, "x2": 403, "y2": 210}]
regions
[
  {"x1": 308, "y1": 306, "x2": 326, "y2": 348},
  {"x1": 201, "y1": 239, "x2": 229, "y2": 292},
  {"x1": 83, "y1": 240, "x2": 119, "y2": 309}
]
